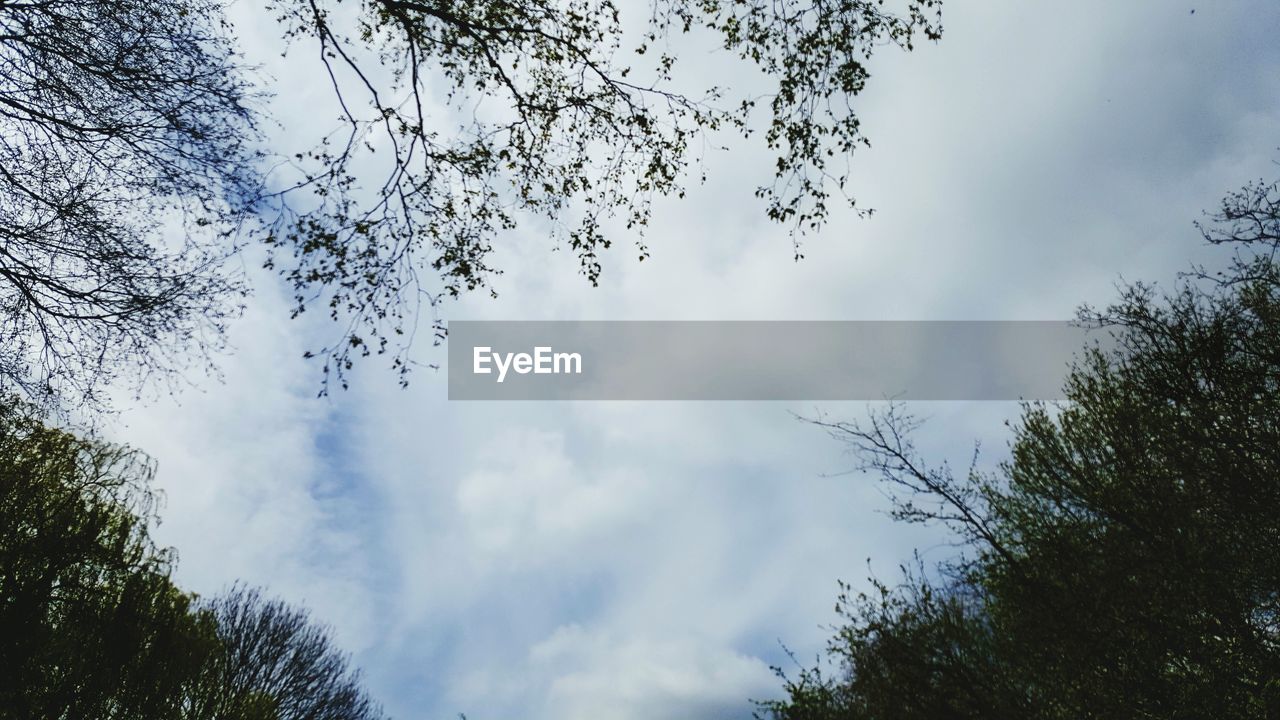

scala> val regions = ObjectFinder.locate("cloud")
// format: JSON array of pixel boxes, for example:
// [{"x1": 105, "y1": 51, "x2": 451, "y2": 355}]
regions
[
  {"x1": 103, "y1": 263, "x2": 386, "y2": 655},
  {"x1": 454, "y1": 427, "x2": 656, "y2": 561},
  {"x1": 530, "y1": 624, "x2": 778, "y2": 720},
  {"x1": 103, "y1": 1, "x2": 1280, "y2": 718}
]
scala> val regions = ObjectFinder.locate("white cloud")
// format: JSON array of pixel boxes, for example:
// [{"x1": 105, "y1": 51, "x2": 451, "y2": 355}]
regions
[
  {"x1": 97, "y1": 1, "x2": 1280, "y2": 718},
  {"x1": 531, "y1": 625, "x2": 778, "y2": 720},
  {"x1": 454, "y1": 428, "x2": 655, "y2": 559},
  {"x1": 105, "y1": 264, "x2": 384, "y2": 654}
]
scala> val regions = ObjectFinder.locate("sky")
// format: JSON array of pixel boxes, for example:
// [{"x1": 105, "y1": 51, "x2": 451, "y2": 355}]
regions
[{"x1": 103, "y1": 2, "x2": 1280, "y2": 718}]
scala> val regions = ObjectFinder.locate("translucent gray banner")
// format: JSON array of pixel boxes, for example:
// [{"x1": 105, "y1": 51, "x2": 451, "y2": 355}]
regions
[{"x1": 447, "y1": 321, "x2": 1110, "y2": 401}]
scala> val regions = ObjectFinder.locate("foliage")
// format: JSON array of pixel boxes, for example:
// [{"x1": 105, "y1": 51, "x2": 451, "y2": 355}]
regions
[
  {"x1": 0, "y1": 397, "x2": 387, "y2": 719},
  {"x1": 0, "y1": 0, "x2": 943, "y2": 404},
  {"x1": 0, "y1": 397, "x2": 219, "y2": 718},
  {"x1": 760, "y1": 183, "x2": 1280, "y2": 719},
  {"x1": 262, "y1": 0, "x2": 942, "y2": 389}
]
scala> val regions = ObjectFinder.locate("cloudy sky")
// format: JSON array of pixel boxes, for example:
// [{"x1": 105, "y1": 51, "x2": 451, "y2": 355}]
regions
[{"x1": 105, "y1": 1, "x2": 1280, "y2": 718}]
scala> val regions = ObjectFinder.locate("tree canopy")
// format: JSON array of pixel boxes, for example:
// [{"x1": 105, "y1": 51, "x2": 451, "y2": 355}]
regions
[
  {"x1": 0, "y1": 397, "x2": 387, "y2": 719},
  {"x1": 0, "y1": 0, "x2": 942, "y2": 406},
  {"x1": 760, "y1": 181, "x2": 1280, "y2": 719},
  {"x1": 0, "y1": 397, "x2": 218, "y2": 718},
  {"x1": 190, "y1": 585, "x2": 387, "y2": 720}
]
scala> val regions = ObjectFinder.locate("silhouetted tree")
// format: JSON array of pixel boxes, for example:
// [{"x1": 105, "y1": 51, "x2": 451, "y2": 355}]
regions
[
  {"x1": 0, "y1": 397, "x2": 219, "y2": 718},
  {"x1": 0, "y1": 1, "x2": 260, "y2": 409},
  {"x1": 760, "y1": 181, "x2": 1280, "y2": 719},
  {"x1": 0, "y1": 398, "x2": 389, "y2": 719},
  {"x1": 189, "y1": 585, "x2": 387, "y2": 720},
  {"x1": 0, "y1": 0, "x2": 942, "y2": 403},
  {"x1": 261, "y1": 0, "x2": 943, "y2": 389}
]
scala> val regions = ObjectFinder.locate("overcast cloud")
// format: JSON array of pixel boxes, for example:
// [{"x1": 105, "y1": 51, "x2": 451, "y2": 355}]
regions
[{"x1": 104, "y1": 2, "x2": 1280, "y2": 718}]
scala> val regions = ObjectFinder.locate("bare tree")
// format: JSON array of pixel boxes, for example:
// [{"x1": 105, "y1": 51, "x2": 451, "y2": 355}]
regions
[
  {"x1": 0, "y1": 0, "x2": 261, "y2": 410},
  {"x1": 191, "y1": 585, "x2": 386, "y2": 720}
]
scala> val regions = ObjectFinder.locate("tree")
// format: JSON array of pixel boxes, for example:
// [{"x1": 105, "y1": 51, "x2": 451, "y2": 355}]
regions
[
  {"x1": 0, "y1": 0, "x2": 260, "y2": 410},
  {"x1": 261, "y1": 0, "x2": 943, "y2": 389},
  {"x1": 188, "y1": 585, "x2": 387, "y2": 720},
  {"x1": 760, "y1": 182, "x2": 1280, "y2": 719},
  {"x1": 0, "y1": 397, "x2": 389, "y2": 719},
  {"x1": 0, "y1": 0, "x2": 942, "y2": 405},
  {"x1": 0, "y1": 397, "x2": 220, "y2": 718}
]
